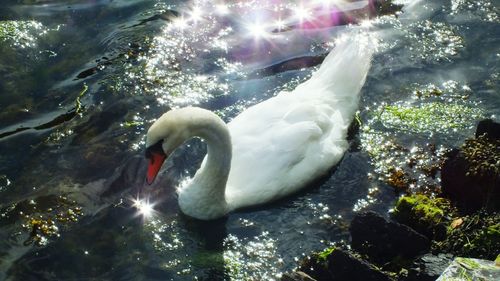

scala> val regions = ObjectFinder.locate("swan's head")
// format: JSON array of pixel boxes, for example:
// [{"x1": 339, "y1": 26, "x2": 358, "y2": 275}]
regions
[
  {"x1": 144, "y1": 107, "x2": 226, "y2": 184},
  {"x1": 144, "y1": 109, "x2": 193, "y2": 184}
]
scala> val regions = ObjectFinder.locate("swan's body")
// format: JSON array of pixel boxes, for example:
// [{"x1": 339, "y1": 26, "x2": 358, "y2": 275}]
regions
[{"x1": 145, "y1": 36, "x2": 373, "y2": 220}]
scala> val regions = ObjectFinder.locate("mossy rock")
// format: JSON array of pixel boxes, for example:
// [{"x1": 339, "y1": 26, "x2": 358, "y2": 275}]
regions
[
  {"x1": 392, "y1": 194, "x2": 455, "y2": 240},
  {"x1": 298, "y1": 247, "x2": 392, "y2": 281},
  {"x1": 437, "y1": 257, "x2": 500, "y2": 281},
  {"x1": 442, "y1": 134, "x2": 500, "y2": 212},
  {"x1": 298, "y1": 248, "x2": 333, "y2": 281}
]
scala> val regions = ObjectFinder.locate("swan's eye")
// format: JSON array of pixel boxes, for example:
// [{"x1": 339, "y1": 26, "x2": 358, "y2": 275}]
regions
[{"x1": 145, "y1": 139, "x2": 165, "y2": 159}]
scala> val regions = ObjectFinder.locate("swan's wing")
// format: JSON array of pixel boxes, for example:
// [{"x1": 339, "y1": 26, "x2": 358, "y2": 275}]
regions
[{"x1": 225, "y1": 93, "x2": 348, "y2": 208}]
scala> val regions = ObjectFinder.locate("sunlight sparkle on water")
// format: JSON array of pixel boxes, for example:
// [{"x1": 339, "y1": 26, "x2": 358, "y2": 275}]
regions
[
  {"x1": 173, "y1": 16, "x2": 189, "y2": 29},
  {"x1": 132, "y1": 197, "x2": 155, "y2": 219},
  {"x1": 246, "y1": 22, "x2": 269, "y2": 38},
  {"x1": 293, "y1": 5, "x2": 312, "y2": 22},
  {"x1": 274, "y1": 18, "x2": 285, "y2": 30},
  {"x1": 189, "y1": 6, "x2": 203, "y2": 22},
  {"x1": 215, "y1": 4, "x2": 230, "y2": 15}
]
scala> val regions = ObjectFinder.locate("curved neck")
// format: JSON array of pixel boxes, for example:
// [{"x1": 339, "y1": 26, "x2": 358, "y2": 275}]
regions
[
  {"x1": 194, "y1": 123, "x2": 232, "y2": 197},
  {"x1": 177, "y1": 110, "x2": 232, "y2": 219}
]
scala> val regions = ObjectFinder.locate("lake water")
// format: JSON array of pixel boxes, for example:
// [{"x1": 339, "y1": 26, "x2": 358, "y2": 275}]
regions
[{"x1": 0, "y1": 0, "x2": 498, "y2": 280}]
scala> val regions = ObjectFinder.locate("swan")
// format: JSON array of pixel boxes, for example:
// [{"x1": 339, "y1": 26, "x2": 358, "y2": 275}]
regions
[{"x1": 145, "y1": 35, "x2": 374, "y2": 220}]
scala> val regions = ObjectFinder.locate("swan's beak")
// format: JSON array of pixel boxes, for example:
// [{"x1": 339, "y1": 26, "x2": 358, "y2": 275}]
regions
[{"x1": 146, "y1": 151, "x2": 167, "y2": 185}]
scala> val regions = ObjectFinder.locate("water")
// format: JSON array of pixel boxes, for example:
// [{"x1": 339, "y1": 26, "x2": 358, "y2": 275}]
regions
[{"x1": 0, "y1": 0, "x2": 498, "y2": 280}]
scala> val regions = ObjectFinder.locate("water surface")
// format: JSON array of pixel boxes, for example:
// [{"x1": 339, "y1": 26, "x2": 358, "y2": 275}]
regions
[{"x1": 0, "y1": 0, "x2": 498, "y2": 280}]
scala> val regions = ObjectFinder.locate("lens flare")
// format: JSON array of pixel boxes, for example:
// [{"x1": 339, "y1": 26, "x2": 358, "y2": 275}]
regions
[
  {"x1": 173, "y1": 16, "x2": 189, "y2": 29},
  {"x1": 215, "y1": 4, "x2": 230, "y2": 15},
  {"x1": 190, "y1": 6, "x2": 203, "y2": 22},
  {"x1": 246, "y1": 22, "x2": 269, "y2": 39},
  {"x1": 132, "y1": 197, "x2": 156, "y2": 219},
  {"x1": 293, "y1": 6, "x2": 312, "y2": 22},
  {"x1": 274, "y1": 18, "x2": 285, "y2": 31}
]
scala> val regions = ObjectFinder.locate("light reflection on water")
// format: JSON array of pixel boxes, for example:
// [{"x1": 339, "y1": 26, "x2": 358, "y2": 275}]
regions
[{"x1": 0, "y1": 0, "x2": 499, "y2": 280}]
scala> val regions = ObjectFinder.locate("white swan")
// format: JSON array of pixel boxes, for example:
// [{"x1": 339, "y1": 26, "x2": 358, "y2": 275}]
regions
[{"x1": 145, "y1": 35, "x2": 374, "y2": 220}]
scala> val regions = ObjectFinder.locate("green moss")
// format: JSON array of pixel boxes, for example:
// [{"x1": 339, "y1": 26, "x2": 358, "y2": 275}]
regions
[
  {"x1": 392, "y1": 194, "x2": 453, "y2": 239},
  {"x1": 394, "y1": 195, "x2": 446, "y2": 224}
]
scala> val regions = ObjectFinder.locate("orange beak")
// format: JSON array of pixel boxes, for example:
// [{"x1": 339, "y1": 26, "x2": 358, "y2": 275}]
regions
[{"x1": 146, "y1": 151, "x2": 167, "y2": 185}]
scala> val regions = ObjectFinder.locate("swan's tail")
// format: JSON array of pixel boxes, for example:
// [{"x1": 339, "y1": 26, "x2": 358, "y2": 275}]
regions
[{"x1": 295, "y1": 32, "x2": 375, "y2": 103}]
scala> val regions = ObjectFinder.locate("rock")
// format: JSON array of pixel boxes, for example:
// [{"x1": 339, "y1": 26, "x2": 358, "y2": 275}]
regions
[
  {"x1": 298, "y1": 249, "x2": 332, "y2": 281},
  {"x1": 298, "y1": 247, "x2": 393, "y2": 281},
  {"x1": 350, "y1": 211, "x2": 430, "y2": 264},
  {"x1": 404, "y1": 253, "x2": 453, "y2": 281},
  {"x1": 326, "y1": 249, "x2": 393, "y2": 281},
  {"x1": 476, "y1": 119, "x2": 500, "y2": 140},
  {"x1": 281, "y1": 271, "x2": 317, "y2": 281},
  {"x1": 436, "y1": 257, "x2": 500, "y2": 281},
  {"x1": 441, "y1": 135, "x2": 500, "y2": 212}
]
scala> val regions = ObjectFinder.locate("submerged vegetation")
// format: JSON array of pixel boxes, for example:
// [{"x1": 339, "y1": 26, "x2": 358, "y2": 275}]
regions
[
  {"x1": 380, "y1": 102, "x2": 483, "y2": 134},
  {"x1": 0, "y1": 195, "x2": 83, "y2": 246},
  {"x1": 359, "y1": 81, "x2": 486, "y2": 193},
  {"x1": 0, "y1": 20, "x2": 47, "y2": 48}
]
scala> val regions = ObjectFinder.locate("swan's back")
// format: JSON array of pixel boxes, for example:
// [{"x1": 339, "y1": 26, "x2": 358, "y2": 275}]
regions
[{"x1": 225, "y1": 35, "x2": 374, "y2": 209}]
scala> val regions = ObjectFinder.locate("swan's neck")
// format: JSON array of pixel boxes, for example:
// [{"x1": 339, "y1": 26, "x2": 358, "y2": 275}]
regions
[{"x1": 178, "y1": 114, "x2": 232, "y2": 220}]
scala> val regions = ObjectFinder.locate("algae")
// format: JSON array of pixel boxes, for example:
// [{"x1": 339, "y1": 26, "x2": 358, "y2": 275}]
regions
[
  {"x1": 359, "y1": 81, "x2": 480, "y2": 193},
  {"x1": 380, "y1": 102, "x2": 483, "y2": 134}
]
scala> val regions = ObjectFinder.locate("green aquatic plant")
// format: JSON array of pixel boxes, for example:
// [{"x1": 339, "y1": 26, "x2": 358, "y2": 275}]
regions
[
  {"x1": 0, "y1": 195, "x2": 84, "y2": 246},
  {"x1": 359, "y1": 81, "x2": 480, "y2": 193},
  {"x1": 379, "y1": 102, "x2": 484, "y2": 133}
]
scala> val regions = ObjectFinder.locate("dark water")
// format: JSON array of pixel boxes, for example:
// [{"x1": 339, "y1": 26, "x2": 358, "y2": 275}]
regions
[{"x1": 0, "y1": 0, "x2": 498, "y2": 280}]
